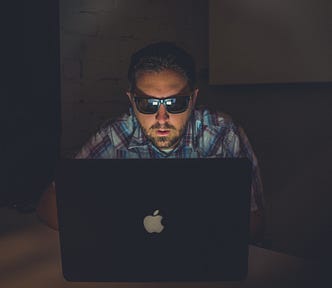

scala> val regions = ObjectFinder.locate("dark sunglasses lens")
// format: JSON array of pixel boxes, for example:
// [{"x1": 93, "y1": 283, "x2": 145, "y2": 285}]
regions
[
  {"x1": 166, "y1": 96, "x2": 190, "y2": 113},
  {"x1": 134, "y1": 98, "x2": 159, "y2": 114}
]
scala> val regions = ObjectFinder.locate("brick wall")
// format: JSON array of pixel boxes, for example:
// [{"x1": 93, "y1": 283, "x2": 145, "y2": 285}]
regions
[{"x1": 60, "y1": 0, "x2": 208, "y2": 157}]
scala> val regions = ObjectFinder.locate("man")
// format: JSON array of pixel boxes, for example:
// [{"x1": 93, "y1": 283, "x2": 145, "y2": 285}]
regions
[{"x1": 37, "y1": 42, "x2": 265, "y2": 243}]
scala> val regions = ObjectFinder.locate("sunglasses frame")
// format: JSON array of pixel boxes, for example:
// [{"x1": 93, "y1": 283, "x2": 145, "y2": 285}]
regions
[{"x1": 132, "y1": 94, "x2": 193, "y2": 114}]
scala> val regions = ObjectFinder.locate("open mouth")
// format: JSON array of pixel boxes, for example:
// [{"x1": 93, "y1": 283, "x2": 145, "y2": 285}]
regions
[{"x1": 156, "y1": 130, "x2": 170, "y2": 136}]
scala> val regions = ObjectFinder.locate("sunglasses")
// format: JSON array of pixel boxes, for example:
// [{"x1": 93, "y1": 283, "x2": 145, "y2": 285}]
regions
[{"x1": 133, "y1": 95, "x2": 192, "y2": 114}]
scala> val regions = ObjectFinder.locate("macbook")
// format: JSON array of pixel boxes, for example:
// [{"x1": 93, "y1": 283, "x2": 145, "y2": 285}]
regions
[{"x1": 55, "y1": 158, "x2": 252, "y2": 282}]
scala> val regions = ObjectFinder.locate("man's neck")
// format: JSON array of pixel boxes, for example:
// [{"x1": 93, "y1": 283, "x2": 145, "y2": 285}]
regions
[{"x1": 159, "y1": 147, "x2": 174, "y2": 153}]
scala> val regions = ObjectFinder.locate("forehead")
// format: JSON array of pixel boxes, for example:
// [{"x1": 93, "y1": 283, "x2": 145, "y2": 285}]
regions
[{"x1": 135, "y1": 70, "x2": 188, "y2": 97}]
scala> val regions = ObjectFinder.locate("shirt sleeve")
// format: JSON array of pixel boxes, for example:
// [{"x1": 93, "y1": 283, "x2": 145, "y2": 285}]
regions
[{"x1": 236, "y1": 126, "x2": 265, "y2": 212}]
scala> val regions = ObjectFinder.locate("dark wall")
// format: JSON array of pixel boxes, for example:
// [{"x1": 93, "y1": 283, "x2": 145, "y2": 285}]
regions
[
  {"x1": 197, "y1": 81, "x2": 332, "y2": 259},
  {"x1": 4, "y1": 1, "x2": 60, "y2": 210}
]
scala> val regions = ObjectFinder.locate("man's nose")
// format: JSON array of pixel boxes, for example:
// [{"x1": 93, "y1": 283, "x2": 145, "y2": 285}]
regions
[{"x1": 155, "y1": 104, "x2": 169, "y2": 123}]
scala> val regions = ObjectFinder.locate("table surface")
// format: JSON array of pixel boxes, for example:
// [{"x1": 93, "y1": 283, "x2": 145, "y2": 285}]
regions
[{"x1": 0, "y1": 207, "x2": 327, "y2": 288}]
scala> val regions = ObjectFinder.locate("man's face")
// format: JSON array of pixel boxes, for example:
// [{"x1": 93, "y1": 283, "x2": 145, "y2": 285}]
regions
[{"x1": 127, "y1": 69, "x2": 198, "y2": 150}]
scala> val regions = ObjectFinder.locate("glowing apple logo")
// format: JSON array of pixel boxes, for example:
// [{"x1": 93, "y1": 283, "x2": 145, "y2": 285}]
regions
[{"x1": 143, "y1": 210, "x2": 164, "y2": 233}]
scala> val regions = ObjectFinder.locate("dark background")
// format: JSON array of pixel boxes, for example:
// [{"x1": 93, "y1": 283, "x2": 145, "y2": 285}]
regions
[
  {"x1": 5, "y1": 0, "x2": 60, "y2": 209},
  {"x1": 4, "y1": 0, "x2": 332, "y2": 265}
]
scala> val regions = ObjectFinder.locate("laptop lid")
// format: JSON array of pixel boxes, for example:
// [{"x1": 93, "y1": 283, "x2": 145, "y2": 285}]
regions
[{"x1": 55, "y1": 158, "x2": 252, "y2": 282}]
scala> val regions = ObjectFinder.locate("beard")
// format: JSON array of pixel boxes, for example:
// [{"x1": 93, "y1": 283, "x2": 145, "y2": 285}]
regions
[{"x1": 143, "y1": 122, "x2": 185, "y2": 149}]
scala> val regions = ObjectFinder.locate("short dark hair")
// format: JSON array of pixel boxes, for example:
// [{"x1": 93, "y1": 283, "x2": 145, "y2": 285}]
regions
[{"x1": 127, "y1": 41, "x2": 196, "y2": 92}]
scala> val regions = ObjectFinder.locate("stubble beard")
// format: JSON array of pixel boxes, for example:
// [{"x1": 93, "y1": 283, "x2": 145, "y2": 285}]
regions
[{"x1": 144, "y1": 123, "x2": 185, "y2": 150}]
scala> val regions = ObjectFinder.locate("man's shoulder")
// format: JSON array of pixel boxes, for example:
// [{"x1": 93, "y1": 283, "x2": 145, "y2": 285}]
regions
[
  {"x1": 90, "y1": 111, "x2": 135, "y2": 149},
  {"x1": 193, "y1": 106, "x2": 237, "y2": 129},
  {"x1": 75, "y1": 112, "x2": 135, "y2": 159},
  {"x1": 98, "y1": 112, "x2": 134, "y2": 136},
  {"x1": 191, "y1": 106, "x2": 243, "y2": 157}
]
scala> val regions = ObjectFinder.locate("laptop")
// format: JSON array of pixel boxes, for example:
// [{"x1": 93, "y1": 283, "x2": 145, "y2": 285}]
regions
[{"x1": 55, "y1": 158, "x2": 252, "y2": 282}]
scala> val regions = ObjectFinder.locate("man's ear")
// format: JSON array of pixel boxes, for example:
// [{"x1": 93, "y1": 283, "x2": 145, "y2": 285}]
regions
[
  {"x1": 192, "y1": 88, "x2": 199, "y2": 106},
  {"x1": 126, "y1": 92, "x2": 133, "y2": 103}
]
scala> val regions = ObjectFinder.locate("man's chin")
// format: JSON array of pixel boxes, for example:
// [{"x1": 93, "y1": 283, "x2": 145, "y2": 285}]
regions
[
  {"x1": 154, "y1": 140, "x2": 172, "y2": 149},
  {"x1": 152, "y1": 136, "x2": 178, "y2": 150}
]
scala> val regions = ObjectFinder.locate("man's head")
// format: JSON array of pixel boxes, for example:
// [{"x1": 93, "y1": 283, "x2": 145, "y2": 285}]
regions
[{"x1": 126, "y1": 42, "x2": 199, "y2": 150}]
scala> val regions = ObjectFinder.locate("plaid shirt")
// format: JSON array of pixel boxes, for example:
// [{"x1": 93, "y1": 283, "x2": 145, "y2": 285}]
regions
[{"x1": 75, "y1": 107, "x2": 264, "y2": 211}]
